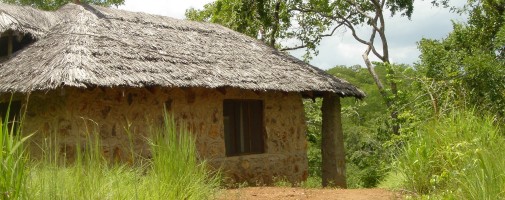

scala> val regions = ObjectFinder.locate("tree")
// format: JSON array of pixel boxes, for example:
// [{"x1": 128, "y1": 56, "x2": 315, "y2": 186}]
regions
[
  {"x1": 186, "y1": 0, "x2": 290, "y2": 48},
  {"x1": 0, "y1": 0, "x2": 124, "y2": 10},
  {"x1": 417, "y1": 0, "x2": 505, "y2": 117},
  {"x1": 289, "y1": 0, "x2": 414, "y2": 135}
]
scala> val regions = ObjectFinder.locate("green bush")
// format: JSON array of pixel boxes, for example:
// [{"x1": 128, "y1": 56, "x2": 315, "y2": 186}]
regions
[{"x1": 392, "y1": 110, "x2": 505, "y2": 199}]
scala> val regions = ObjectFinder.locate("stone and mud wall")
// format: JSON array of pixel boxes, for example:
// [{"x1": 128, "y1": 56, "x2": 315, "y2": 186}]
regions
[{"x1": 12, "y1": 86, "x2": 308, "y2": 184}]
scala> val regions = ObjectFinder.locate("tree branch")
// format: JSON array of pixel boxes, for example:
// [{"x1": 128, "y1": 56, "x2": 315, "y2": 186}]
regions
[
  {"x1": 344, "y1": 0, "x2": 382, "y2": 33},
  {"x1": 373, "y1": 0, "x2": 389, "y2": 62},
  {"x1": 280, "y1": 23, "x2": 344, "y2": 51},
  {"x1": 288, "y1": 2, "x2": 386, "y2": 60},
  {"x1": 345, "y1": 0, "x2": 375, "y2": 20},
  {"x1": 280, "y1": 45, "x2": 307, "y2": 51}
]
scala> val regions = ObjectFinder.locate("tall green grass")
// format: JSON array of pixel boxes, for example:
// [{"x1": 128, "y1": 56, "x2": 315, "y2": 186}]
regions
[
  {"x1": 1, "y1": 108, "x2": 219, "y2": 199},
  {"x1": 0, "y1": 101, "x2": 31, "y2": 199},
  {"x1": 140, "y1": 114, "x2": 220, "y2": 199},
  {"x1": 26, "y1": 121, "x2": 142, "y2": 199},
  {"x1": 389, "y1": 110, "x2": 505, "y2": 199}
]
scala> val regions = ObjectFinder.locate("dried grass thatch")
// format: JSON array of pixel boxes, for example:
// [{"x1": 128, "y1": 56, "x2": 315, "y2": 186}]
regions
[{"x1": 0, "y1": 3, "x2": 364, "y2": 98}]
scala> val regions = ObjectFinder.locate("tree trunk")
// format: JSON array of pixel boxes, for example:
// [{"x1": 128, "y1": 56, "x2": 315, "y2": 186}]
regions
[
  {"x1": 362, "y1": 52, "x2": 388, "y2": 101},
  {"x1": 269, "y1": 0, "x2": 281, "y2": 47},
  {"x1": 321, "y1": 93, "x2": 346, "y2": 188},
  {"x1": 362, "y1": 52, "x2": 400, "y2": 134}
]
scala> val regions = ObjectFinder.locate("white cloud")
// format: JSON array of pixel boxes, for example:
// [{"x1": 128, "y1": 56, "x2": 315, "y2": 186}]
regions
[{"x1": 389, "y1": 45, "x2": 420, "y2": 64}]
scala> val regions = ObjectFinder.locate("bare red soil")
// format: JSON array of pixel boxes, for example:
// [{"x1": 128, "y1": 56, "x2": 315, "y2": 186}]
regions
[{"x1": 216, "y1": 187, "x2": 401, "y2": 200}]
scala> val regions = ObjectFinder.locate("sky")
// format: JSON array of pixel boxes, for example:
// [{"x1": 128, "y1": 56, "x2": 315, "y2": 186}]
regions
[{"x1": 119, "y1": 0, "x2": 467, "y2": 69}]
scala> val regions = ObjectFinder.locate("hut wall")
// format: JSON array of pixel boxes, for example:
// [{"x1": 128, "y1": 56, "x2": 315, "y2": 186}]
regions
[{"x1": 22, "y1": 87, "x2": 308, "y2": 184}]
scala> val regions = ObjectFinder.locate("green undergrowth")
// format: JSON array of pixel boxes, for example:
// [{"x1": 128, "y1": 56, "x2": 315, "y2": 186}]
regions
[
  {"x1": 384, "y1": 110, "x2": 505, "y2": 199},
  {"x1": 0, "y1": 100, "x2": 31, "y2": 199},
  {"x1": 1, "y1": 107, "x2": 220, "y2": 200}
]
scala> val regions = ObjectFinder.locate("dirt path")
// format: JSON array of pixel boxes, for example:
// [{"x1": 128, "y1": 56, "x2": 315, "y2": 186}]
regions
[{"x1": 216, "y1": 187, "x2": 400, "y2": 200}]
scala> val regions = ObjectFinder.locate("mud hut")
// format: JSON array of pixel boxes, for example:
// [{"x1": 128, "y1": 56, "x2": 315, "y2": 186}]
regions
[{"x1": 0, "y1": 3, "x2": 364, "y2": 186}]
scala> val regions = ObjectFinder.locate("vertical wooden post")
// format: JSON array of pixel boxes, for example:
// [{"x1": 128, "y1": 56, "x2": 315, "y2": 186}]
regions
[
  {"x1": 321, "y1": 93, "x2": 347, "y2": 188},
  {"x1": 7, "y1": 31, "x2": 13, "y2": 58}
]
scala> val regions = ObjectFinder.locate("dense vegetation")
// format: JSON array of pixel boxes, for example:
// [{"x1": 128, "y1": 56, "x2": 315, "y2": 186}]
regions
[
  {"x1": 305, "y1": 0, "x2": 505, "y2": 198},
  {"x1": 392, "y1": 111, "x2": 505, "y2": 199}
]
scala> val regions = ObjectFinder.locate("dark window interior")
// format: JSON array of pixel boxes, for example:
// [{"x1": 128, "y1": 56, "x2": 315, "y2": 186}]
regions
[
  {"x1": 0, "y1": 30, "x2": 36, "y2": 61},
  {"x1": 0, "y1": 101, "x2": 22, "y2": 133},
  {"x1": 223, "y1": 100, "x2": 264, "y2": 156}
]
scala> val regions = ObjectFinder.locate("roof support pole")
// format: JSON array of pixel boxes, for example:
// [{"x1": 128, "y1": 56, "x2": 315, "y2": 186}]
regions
[
  {"x1": 7, "y1": 31, "x2": 13, "y2": 58},
  {"x1": 321, "y1": 93, "x2": 347, "y2": 188}
]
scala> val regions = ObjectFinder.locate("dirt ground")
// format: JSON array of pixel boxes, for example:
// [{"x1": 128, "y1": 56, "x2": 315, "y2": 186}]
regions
[{"x1": 216, "y1": 187, "x2": 401, "y2": 200}]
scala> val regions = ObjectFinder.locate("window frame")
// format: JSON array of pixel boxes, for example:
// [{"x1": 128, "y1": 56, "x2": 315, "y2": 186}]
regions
[{"x1": 223, "y1": 99, "x2": 265, "y2": 157}]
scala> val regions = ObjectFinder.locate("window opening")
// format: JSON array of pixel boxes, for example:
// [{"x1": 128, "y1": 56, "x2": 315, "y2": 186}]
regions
[{"x1": 223, "y1": 100, "x2": 264, "y2": 156}]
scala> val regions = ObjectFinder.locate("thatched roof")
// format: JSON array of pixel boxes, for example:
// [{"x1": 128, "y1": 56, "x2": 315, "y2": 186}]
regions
[{"x1": 0, "y1": 3, "x2": 364, "y2": 98}]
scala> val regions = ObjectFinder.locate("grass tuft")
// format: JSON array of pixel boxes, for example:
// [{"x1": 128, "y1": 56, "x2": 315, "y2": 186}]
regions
[
  {"x1": 386, "y1": 110, "x2": 505, "y2": 199},
  {"x1": 0, "y1": 99, "x2": 32, "y2": 199}
]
